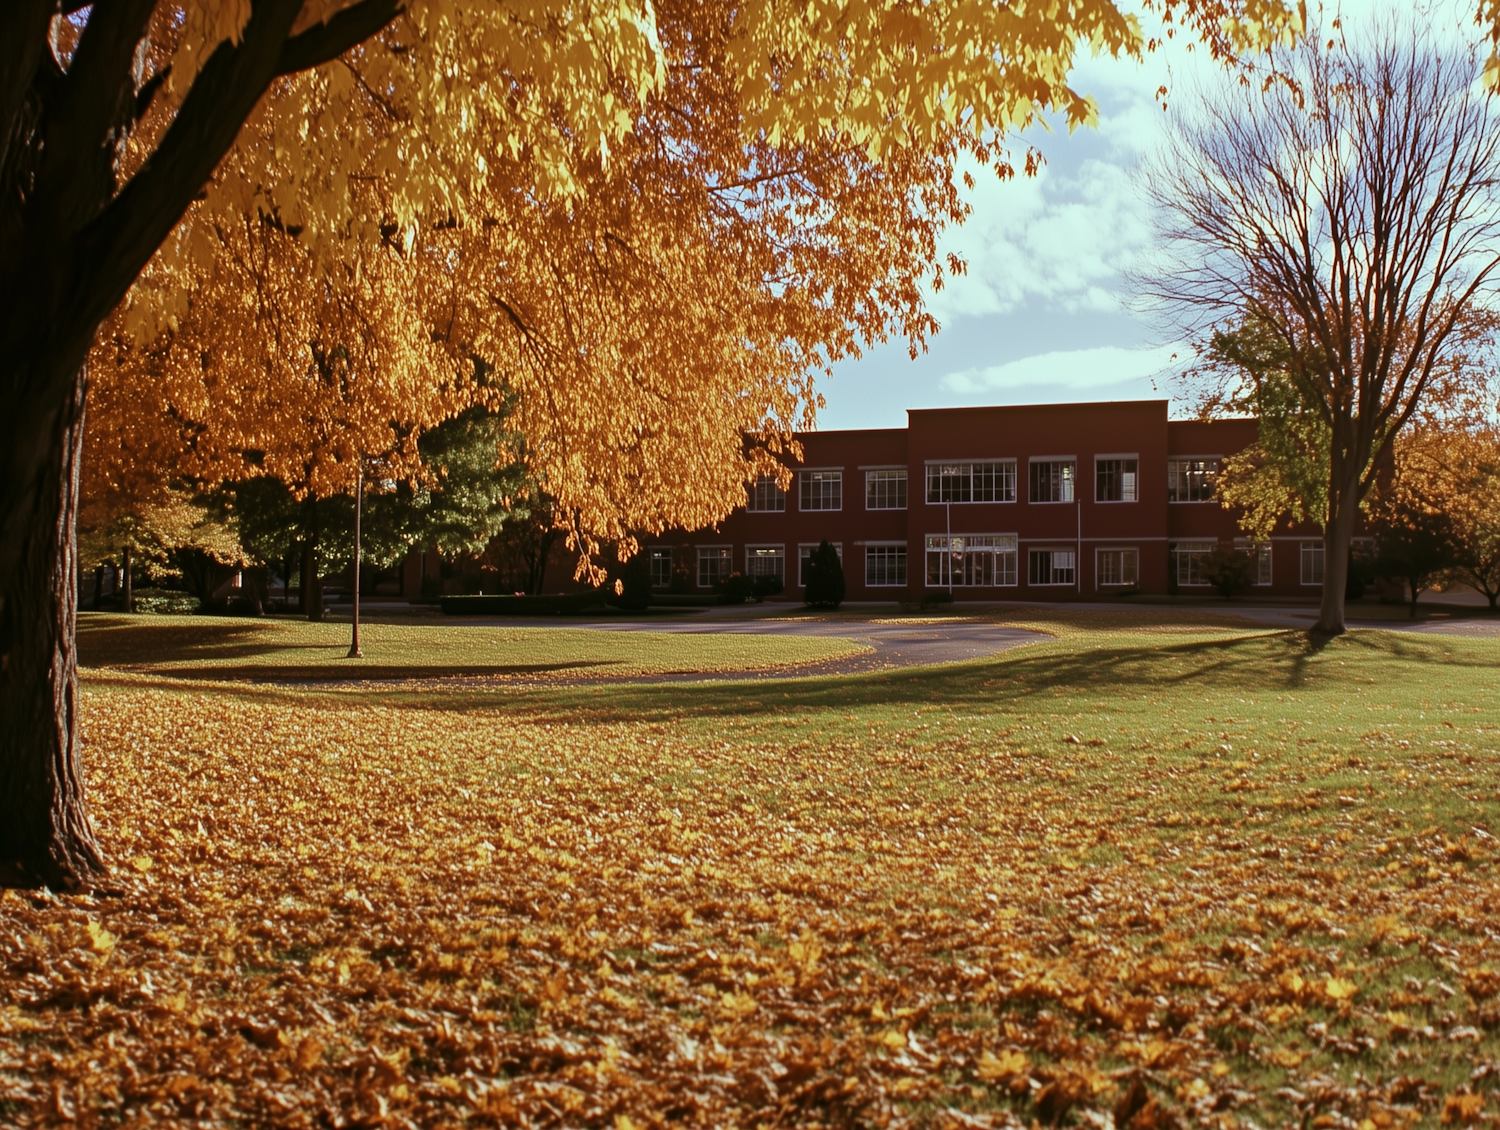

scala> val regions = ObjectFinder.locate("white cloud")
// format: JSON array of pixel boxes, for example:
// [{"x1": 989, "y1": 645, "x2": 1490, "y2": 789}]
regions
[{"x1": 942, "y1": 343, "x2": 1188, "y2": 405}]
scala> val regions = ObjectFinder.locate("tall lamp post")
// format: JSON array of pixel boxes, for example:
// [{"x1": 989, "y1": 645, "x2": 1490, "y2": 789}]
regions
[{"x1": 347, "y1": 458, "x2": 364, "y2": 659}]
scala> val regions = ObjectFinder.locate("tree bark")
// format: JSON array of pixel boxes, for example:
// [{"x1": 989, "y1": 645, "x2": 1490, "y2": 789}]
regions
[
  {"x1": 301, "y1": 539, "x2": 323, "y2": 622},
  {"x1": 0, "y1": 367, "x2": 105, "y2": 890},
  {"x1": 1313, "y1": 459, "x2": 1363, "y2": 634},
  {"x1": 121, "y1": 544, "x2": 133, "y2": 613}
]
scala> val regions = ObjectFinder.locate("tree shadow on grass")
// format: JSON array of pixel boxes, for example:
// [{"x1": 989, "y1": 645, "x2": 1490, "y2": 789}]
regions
[
  {"x1": 77, "y1": 616, "x2": 313, "y2": 669},
  {"x1": 474, "y1": 627, "x2": 1499, "y2": 723},
  {"x1": 80, "y1": 626, "x2": 1499, "y2": 723},
  {"x1": 148, "y1": 661, "x2": 623, "y2": 683}
]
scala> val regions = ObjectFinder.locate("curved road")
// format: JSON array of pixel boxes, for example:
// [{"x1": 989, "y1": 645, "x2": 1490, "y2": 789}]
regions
[{"x1": 454, "y1": 607, "x2": 1048, "y2": 680}]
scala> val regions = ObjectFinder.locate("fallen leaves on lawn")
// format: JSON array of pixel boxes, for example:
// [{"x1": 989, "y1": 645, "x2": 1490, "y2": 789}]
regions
[{"x1": 0, "y1": 668, "x2": 1497, "y2": 1128}]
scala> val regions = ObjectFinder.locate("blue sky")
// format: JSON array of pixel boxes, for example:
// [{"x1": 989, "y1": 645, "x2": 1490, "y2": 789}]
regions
[{"x1": 816, "y1": 0, "x2": 1479, "y2": 431}]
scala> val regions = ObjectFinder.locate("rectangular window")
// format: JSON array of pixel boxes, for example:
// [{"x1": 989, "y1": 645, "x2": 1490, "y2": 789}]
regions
[
  {"x1": 746, "y1": 474, "x2": 786, "y2": 512},
  {"x1": 697, "y1": 547, "x2": 732, "y2": 588},
  {"x1": 800, "y1": 469, "x2": 843, "y2": 511},
  {"x1": 1096, "y1": 458, "x2": 1139, "y2": 502},
  {"x1": 746, "y1": 546, "x2": 785, "y2": 582},
  {"x1": 648, "y1": 548, "x2": 673, "y2": 589},
  {"x1": 865, "y1": 545, "x2": 908, "y2": 586},
  {"x1": 797, "y1": 542, "x2": 842, "y2": 585},
  {"x1": 925, "y1": 461, "x2": 1016, "y2": 504},
  {"x1": 925, "y1": 535, "x2": 1018, "y2": 587},
  {"x1": 1029, "y1": 460, "x2": 1076, "y2": 503},
  {"x1": 1027, "y1": 549, "x2": 1076, "y2": 586},
  {"x1": 1236, "y1": 540, "x2": 1273, "y2": 585},
  {"x1": 1096, "y1": 548, "x2": 1139, "y2": 586},
  {"x1": 1170, "y1": 540, "x2": 1216, "y2": 586},
  {"x1": 865, "y1": 468, "x2": 908, "y2": 510},
  {"x1": 1167, "y1": 458, "x2": 1218, "y2": 502},
  {"x1": 1301, "y1": 541, "x2": 1325, "y2": 586}
]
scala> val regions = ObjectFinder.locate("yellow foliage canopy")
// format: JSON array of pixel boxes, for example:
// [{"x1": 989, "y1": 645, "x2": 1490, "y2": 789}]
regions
[{"x1": 87, "y1": 0, "x2": 1309, "y2": 565}]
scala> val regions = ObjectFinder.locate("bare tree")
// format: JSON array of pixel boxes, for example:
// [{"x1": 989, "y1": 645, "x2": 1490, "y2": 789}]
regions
[{"x1": 1144, "y1": 22, "x2": 1500, "y2": 633}]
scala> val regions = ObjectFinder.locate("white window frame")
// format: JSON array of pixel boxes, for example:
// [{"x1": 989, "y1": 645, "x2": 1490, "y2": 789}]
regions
[
  {"x1": 1235, "y1": 539, "x2": 1273, "y2": 586},
  {"x1": 648, "y1": 547, "x2": 674, "y2": 589},
  {"x1": 799, "y1": 469, "x2": 843, "y2": 512},
  {"x1": 864, "y1": 543, "x2": 908, "y2": 587},
  {"x1": 696, "y1": 545, "x2": 733, "y2": 589},
  {"x1": 865, "y1": 468, "x2": 908, "y2": 510},
  {"x1": 746, "y1": 474, "x2": 786, "y2": 513},
  {"x1": 1301, "y1": 541, "x2": 1325, "y2": 586},
  {"x1": 1167, "y1": 457, "x2": 1219, "y2": 503},
  {"x1": 745, "y1": 545, "x2": 785, "y2": 582},
  {"x1": 1027, "y1": 548, "x2": 1076, "y2": 586},
  {"x1": 1095, "y1": 547, "x2": 1139, "y2": 587},
  {"x1": 1095, "y1": 455, "x2": 1139, "y2": 503},
  {"x1": 923, "y1": 460, "x2": 1017, "y2": 504},
  {"x1": 1170, "y1": 540, "x2": 1216, "y2": 587},
  {"x1": 1028, "y1": 458, "x2": 1077, "y2": 504},
  {"x1": 926, "y1": 534, "x2": 1019, "y2": 588},
  {"x1": 797, "y1": 542, "x2": 842, "y2": 586}
]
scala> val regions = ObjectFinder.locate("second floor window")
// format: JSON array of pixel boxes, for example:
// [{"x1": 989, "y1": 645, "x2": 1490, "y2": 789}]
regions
[
  {"x1": 1096, "y1": 458, "x2": 1138, "y2": 502},
  {"x1": 1168, "y1": 458, "x2": 1218, "y2": 502},
  {"x1": 746, "y1": 474, "x2": 786, "y2": 512},
  {"x1": 1029, "y1": 460, "x2": 1075, "y2": 503},
  {"x1": 800, "y1": 469, "x2": 842, "y2": 511},
  {"x1": 865, "y1": 468, "x2": 908, "y2": 509},
  {"x1": 925, "y1": 461, "x2": 1016, "y2": 503}
]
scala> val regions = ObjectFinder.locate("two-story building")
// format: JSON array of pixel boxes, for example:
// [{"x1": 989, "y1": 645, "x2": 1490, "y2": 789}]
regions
[{"x1": 638, "y1": 400, "x2": 1336, "y2": 601}]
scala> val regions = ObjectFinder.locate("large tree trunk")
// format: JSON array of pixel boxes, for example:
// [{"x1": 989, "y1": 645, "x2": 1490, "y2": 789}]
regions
[
  {"x1": 301, "y1": 539, "x2": 323, "y2": 622},
  {"x1": 0, "y1": 368, "x2": 105, "y2": 890},
  {"x1": 1314, "y1": 460, "x2": 1363, "y2": 634}
]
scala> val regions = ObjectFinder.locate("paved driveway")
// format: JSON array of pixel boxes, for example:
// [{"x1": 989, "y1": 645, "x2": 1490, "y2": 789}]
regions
[{"x1": 456, "y1": 607, "x2": 1047, "y2": 679}]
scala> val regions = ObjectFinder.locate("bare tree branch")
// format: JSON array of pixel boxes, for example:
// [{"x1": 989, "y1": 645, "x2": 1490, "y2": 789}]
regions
[{"x1": 1143, "y1": 19, "x2": 1500, "y2": 633}]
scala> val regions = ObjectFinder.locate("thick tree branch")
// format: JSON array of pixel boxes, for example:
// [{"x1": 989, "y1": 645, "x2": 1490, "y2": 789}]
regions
[
  {"x1": 0, "y1": 1, "x2": 54, "y2": 176},
  {"x1": 277, "y1": 0, "x2": 405, "y2": 76},
  {"x1": 70, "y1": 0, "x2": 306, "y2": 339}
]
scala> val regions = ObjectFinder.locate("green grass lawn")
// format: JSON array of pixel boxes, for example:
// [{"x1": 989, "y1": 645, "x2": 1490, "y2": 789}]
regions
[
  {"x1": 76, "y1": 612, "x2": 869, "y2": 680},
  {"x1": 4, "y1": 611, "x2": 1498, "y2": 1127}
]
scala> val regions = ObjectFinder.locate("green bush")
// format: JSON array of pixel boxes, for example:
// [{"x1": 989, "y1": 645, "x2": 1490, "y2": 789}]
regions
[
  {"x1": 752, "y1": 573, "x2": 784, "y2": 601},
  {"x1": 803, "y1": 541, "x2": 846, "y2": 608},
  {"x1": 606, "y1": 553, "x2": 652, "y2": 611},
  {"x1": 1201, "y1": 545, "x2": 1254, "y2": 599},
  {"x1": 920, "y1": 588, "x2": 953, "y2": 608},
  {"x1": 440, "y1": 593, "x2": 605, "y2": 616},
  {"x1": 716, "y1": 572, "x2": 755, "y2": 604}
]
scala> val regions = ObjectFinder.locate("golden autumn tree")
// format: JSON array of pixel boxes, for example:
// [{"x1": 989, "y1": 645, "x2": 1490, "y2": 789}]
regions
[
  {"x1": 1, "y1": 0, "x2": 1308, "y2": 890},
  {"x1": 1377, "y1": 425, "x2": 1500, "y2": 609}
]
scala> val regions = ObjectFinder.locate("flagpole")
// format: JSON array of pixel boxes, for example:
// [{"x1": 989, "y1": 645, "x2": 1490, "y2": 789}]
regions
[{"x1": 347, "y1": 459, "x2": 364, "y2": 659}]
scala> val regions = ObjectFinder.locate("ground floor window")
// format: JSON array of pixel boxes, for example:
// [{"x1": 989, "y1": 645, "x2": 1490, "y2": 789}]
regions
[
  {"x1": 865, "y1": 544, "x2": 907, "y2": 586},
  {"x1": 1301, "y1": 541, "x2": 1325, "y2": 586},
  {"x1": 745, "y1": 546, "x2": 785, "y2": 581},
  {"x1": 797, "y1": 543, "x2": 841, "y2": 585},
  {"x1": 648, "y1": 548, "x2": 673, "y2": 588},
  {"x1": 1235, "y1": 540, "x2": 1272, "y2": 585},
  {"x1": 1170, "y1": 541, "x2": 1215, "y2": 586},
  {"x1": 926, "y1": 534, "x2": 1018, "y2": 587},
  {"x1": 1095, "y1": 547, "x2": 1138, "y2": 586},
  {"x1": 1027, "y1": 548, "x2": 1075, "y2": 586},
  {"x1": 697, "y1": 546, "x2": 732, "y2": 588}
]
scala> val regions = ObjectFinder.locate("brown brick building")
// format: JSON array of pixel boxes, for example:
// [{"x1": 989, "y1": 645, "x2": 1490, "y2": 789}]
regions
[{"x1": 639, "y1": 400, "x2": 1342, "y2": 601}]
